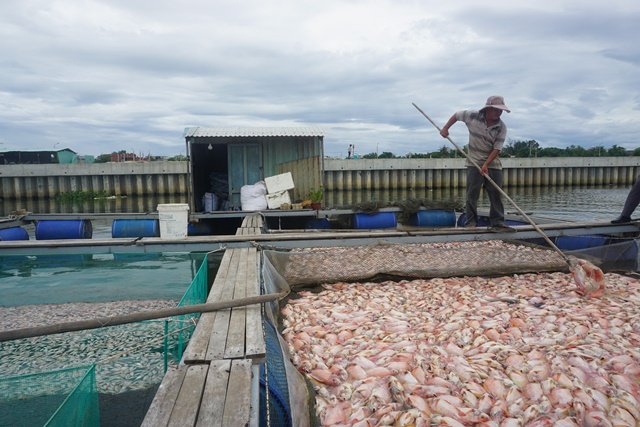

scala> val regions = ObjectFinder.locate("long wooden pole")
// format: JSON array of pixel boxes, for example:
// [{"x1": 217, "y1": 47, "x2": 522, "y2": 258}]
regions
[{"x1": 0, "y1": 293, "x2": 284, "y2": 342}]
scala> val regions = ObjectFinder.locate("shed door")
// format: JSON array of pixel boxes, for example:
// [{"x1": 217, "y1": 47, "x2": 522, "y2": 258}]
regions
[{"x1": 228, "y1": 143, "x2": 262, "y2": 208}]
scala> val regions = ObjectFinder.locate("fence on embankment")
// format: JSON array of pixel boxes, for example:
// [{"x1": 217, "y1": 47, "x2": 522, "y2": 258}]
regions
[
  {"x1": 323, "y1": 157, "x2": 640, "y2": 191},
  {"x1": 1, "y1": 157, "x2": 639, "y2": 200},
  {"x1": 0, "y1": 161, "x2": 188, "y2": 199}
]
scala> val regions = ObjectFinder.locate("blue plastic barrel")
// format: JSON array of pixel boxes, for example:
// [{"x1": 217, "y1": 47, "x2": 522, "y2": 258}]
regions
[
  {"x1": 353, "y1": 212, "x2": 397, "y2": 229},
  {"x1": 456, "y1": 214, "x2": 491, "y2": 227},
  {"x1": 35, "y1": 220, "x2": 92, "y2": 240},
  {"x1": 112, "y1": 219, "x2": 159, "y2": 238},
  {"x1": 409, "y1": 210, "x2": 456, "y2": 227},
  {"x1": 188, "y1": 221, "x2": 213, "y2": 236},
  {"x1": 304, "y1": 218, "x2": 331, "y2": 229},
  {"x1": 0, "y1": 227, "x2": 29, "y2": 241},
  {"x1": 556, "y1": 235, "x2": 609, "y2": 250}
]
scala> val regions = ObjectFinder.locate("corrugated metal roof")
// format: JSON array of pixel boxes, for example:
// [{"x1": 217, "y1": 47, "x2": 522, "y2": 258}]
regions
[{"x1": 183, "y1": 126, "x2": 325, "y2": 138}]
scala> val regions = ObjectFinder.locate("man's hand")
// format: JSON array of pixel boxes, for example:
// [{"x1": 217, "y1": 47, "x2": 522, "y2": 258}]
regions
[{"x1": 440, "y1": 128, "x2": 449, "y2": 138}]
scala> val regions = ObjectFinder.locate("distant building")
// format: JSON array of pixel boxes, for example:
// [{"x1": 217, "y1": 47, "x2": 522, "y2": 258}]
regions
[
  {"x1": 78, "y1": 155, "x2": 95, "y2": 164},
  {"x1": 110, "y1": 152, "x2": 139, "y2": 162},
  {"x1": 0, "y1": 148, "x2": 78, "y2": 164}
]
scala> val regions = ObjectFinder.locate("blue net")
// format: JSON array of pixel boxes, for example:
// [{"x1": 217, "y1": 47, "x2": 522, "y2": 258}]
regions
[{"x1": 259, "y1": 320, "x2": 291, "y2": 427}]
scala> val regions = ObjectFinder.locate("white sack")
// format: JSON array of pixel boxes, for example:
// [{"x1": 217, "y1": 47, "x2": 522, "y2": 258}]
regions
[{"x1": 240, "y1": 181, "x2": 268, "y2": 211}]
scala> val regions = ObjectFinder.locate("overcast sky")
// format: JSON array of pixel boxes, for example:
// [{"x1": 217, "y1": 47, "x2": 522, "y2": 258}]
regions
[{"x1": 1, "y1": 0, "x2": 639, "y2": 159}]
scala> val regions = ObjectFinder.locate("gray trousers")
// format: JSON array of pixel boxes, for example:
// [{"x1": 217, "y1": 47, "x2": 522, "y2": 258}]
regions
[
  {"x1": 621, "y1": 175, "x2": 640, "y2": 217},
  {"x1": 464, "y1": 167, "x2": 506, "y2": 227}
]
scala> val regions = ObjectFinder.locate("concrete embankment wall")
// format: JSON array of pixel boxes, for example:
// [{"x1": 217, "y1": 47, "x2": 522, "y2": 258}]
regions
[
  {"x1": 1, "y1": 157, "x2": 639, "y2": 199},
  {"x1": 0, "y1": 161, "x2": 188, "y2": 199},
  {"x1": 323, "y1": 157, "x2": 640, "y2": 190}
]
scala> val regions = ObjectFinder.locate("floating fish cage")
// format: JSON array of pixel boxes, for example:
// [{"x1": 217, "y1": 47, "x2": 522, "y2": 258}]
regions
[
  {"x1": 260, "y1": 239, "x2": 640, "y2": 426},
  {"x1": 0, "y1": 252, "x2": 210, "y2": 426}
]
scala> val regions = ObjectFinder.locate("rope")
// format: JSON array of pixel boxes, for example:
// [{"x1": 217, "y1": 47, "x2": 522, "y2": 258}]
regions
[
  {"x1": 351, "y1": 200, "x2": 389, "y2": 214},
  {"x1": 4, "y1": 210, "x2": 32, "y2": 221}
]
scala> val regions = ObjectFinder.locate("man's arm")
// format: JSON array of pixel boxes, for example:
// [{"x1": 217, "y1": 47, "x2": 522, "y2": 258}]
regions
[
  {"x1": 481, "y1": 149, "x2": 501, "y2": 175},
  {"x1": 440, "y1": 114, "x2": 458, "y2": 138}
]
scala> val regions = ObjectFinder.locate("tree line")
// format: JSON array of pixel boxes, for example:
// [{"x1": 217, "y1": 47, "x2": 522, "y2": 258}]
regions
[{"x1": 359, "y1": 140, "x2": 638, "y2": 159}]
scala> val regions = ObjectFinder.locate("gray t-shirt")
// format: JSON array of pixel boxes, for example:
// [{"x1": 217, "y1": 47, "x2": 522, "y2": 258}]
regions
[{"x1": 455, "y1": 109, "x2": 507, "y2": 170}]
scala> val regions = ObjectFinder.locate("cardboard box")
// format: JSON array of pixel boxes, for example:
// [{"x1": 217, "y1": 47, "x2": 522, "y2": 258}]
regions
[
  {"x1": 265, "y1": 172, "x2": 294, "y2": 194},
  {"x1": 266, "y1": 190, "x2": 291, "y2": 209}
]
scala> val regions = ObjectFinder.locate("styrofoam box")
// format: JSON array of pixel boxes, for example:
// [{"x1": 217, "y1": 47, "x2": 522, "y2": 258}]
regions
[
  {"x1": 264, "y1": 172, "x2": 295, "y2": 194},
  {"x1": 266, "y1": 190, "x2": 291, "y2": 209}
]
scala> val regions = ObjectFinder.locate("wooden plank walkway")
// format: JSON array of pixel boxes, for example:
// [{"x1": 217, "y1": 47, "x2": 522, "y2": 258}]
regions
[{"x1": 142, "y1": 214, "x2": 265, "y2": 427}]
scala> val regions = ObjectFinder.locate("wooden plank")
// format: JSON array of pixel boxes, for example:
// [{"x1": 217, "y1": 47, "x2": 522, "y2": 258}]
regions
[
  {"x1": 222, "y1": 360, "x2": 253, "y2": 427},
  {"x1": 206, "y1": 249, "x2": 240, "y2": 360},
  {"x1": 141, "y1": 365, "x2": 187, "y2": 427},
  {"x1": 181, "y1": 312, "x2": 216, "y2": 363},
  {"x1": 196, "y1": 360, "x2": 232, "y2": 427},
  {"x1": 225, "y1": 247, "x2": 248, "y2": 359},
  {"x1": 167, "y1": 365, "x2": 209, "y2": 427},
  {"x1": 207, "y1": 249, "x2": 233, "y2": 303},
  {"x1": 240, "y1": 215, "x2": 252, "y2": 229},
  {"x1": 245, "y1": 247, "x2": 265, "y2": 359}
]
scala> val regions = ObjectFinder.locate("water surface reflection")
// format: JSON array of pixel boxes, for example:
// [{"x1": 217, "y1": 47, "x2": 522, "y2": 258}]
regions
[{"x1": 1, "y1": 185, "x2": 632, "y2": 223}]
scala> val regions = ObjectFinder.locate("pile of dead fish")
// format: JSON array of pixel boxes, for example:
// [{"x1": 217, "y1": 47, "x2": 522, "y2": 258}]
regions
[
  {"x1": 0, "y1": 299, "x2": 179, "y2": 395},
  {"x1": 282, "y1": 273, "x2": 640, "y2": 426},
  {"x1": 280, "y1": 241, "x2": 567, "y2": 286}
]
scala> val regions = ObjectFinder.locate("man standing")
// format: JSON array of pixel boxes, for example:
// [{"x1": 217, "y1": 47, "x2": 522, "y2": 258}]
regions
[
  {"x1": 439, "y1": 96, "x2": 515, "y2": 232},
  {"x1": 347, "y1": 144, "x2": 352, "y2": 159},
  {"x1": 611, "y1": 175, "x2": 640, "y2": 223}
]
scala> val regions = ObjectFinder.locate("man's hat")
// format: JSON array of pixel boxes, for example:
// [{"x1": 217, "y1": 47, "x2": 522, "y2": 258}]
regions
[{"x1": 480, "y1": 95, "x2": 510, "y2": 113}]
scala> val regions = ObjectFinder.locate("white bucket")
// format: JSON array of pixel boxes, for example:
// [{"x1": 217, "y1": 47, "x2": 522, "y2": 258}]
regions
[{"x1": 157, "y1": 204, "x2": 190, "y2": 239}]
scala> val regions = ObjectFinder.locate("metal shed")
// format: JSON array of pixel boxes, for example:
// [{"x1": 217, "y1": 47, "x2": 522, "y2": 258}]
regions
[{"x1": 184, "y1": 126, "x2": 325, "y2": 211}]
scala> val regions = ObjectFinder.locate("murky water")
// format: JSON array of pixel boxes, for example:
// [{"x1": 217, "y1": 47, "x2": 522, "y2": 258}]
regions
[
  {"x1": 0, "y1": 194, "x2": 187, "y2": 216},
  {"x1": 325, "y1": 185, "x2": 633, "y2": 222},
  {"x1": 0, "y1": 252, "x2": 206, "y2": 306},
  {"x1": 1, "y1": 185, "x2": 633, "y2": 222}
]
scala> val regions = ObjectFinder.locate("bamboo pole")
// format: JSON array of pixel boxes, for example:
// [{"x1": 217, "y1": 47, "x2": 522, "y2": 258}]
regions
[{"x1": 0, "y1": 293, "x2": 285, "y2": 342}]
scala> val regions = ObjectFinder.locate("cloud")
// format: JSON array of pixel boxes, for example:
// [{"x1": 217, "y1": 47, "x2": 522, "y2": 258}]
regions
[{"x1": 0, "y1": 0, "x2": 638, "y2": 158}]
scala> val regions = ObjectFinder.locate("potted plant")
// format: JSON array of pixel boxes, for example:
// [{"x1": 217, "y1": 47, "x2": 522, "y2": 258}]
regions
[{"x1": 309, "y1": 187, "x2": 323, "y2": 210}]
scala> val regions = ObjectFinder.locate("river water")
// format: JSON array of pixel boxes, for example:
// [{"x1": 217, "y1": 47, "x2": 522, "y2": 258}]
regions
[
  {"x1": 3, "y1": 185, "x2": 631, "y2": 222},
  {"x1": 326, "y1": 185, "x2": 632, "y2": 222}
]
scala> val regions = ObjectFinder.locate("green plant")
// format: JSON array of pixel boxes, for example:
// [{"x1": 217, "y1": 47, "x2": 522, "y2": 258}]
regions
[{"x1": 309, "y1": 187, "x2": 323, "y2": 203}]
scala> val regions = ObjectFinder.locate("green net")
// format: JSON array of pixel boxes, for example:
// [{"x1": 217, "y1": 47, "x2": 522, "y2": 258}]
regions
[
  {"x1": 0, "y1": 253, "x2": 210, "y2": 426},
  {"x1": 164, "y1": 259, "x2": 208, "y2": 368},
  {"x1": 0, "y1": 365, "x2": 99, "y2": 427}
]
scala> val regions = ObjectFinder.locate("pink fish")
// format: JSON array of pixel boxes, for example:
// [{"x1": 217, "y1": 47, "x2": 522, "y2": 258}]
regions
[{"x1": 571, "y1": 257, "x2": 606, "y2": 297}]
